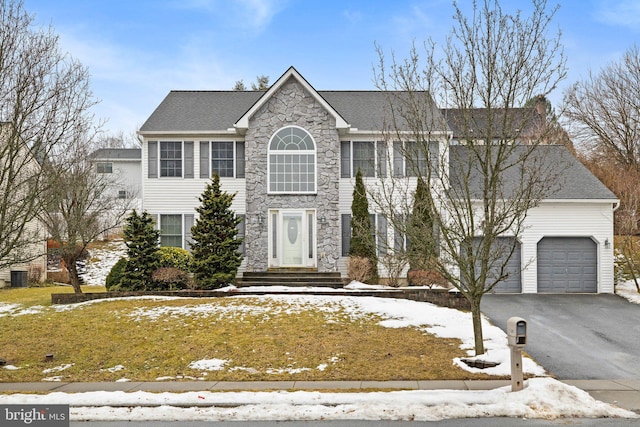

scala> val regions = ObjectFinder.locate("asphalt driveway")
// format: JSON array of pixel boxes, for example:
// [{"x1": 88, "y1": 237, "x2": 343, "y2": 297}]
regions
[{"x1": 481, "y1": 294, "x2": 640, "y2": 380}]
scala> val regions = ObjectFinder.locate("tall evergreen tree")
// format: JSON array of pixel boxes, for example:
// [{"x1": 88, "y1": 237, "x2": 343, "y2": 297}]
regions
[
  {"x1": 190, "y1": 174, "x2": 243, "y2": 289},
  {"x1": 350, "y1": 169, "x2": 379, "y2": 282},
  {"x1": 121, "y1": 210, "x2": 161, "y2": 291},
  {"x1": 409, "y1": 177, "x2": 437, "y2": 272}
]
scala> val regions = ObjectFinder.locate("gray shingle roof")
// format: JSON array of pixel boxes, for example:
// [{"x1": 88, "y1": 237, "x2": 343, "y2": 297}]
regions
[
  {"x1": 92, "y1": 148, "x2": 141, "y2": 160},
  {"x1": 139, "y1": 90, "x2": 444, "y2": 133},
  {"x1": 449, "y1": 145, "x2": 617, "y2": 200}
]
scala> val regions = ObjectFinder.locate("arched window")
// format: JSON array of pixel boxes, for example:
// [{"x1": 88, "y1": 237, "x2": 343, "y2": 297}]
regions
[{"x1": 268, "y1": 126, "x2": 316, "y2": 193}]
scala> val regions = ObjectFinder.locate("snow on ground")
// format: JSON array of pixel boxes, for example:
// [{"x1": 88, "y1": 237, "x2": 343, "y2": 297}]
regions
[
  {"x1": 80, "y1": 239, "x2": 127, "y2": 286},
  {"x1": 6, "y1": 247, "x2": 636, "y2": 420},
  {"x1": 617, "y1": 280, "x2": 640, "y2": 304},
  {"x1": 0, "y1": 378, "x2": 635, "y2": 421}
]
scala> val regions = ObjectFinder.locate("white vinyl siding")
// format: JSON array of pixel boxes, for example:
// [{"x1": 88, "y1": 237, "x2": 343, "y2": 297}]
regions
[{"x1": 143, "y1": 139, "x2": 247, "y2": 247}]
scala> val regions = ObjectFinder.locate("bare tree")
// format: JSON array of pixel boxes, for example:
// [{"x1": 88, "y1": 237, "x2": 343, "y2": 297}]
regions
[
  {"x1": 38, "y1": 131, "x2": 133, "y2": 293},
  {"x1": 374, "y1": 0, "x2": 566, "y2": 355},
  {"x1": 564, "y1": 45, "x2": 640, "y2": 169},
  {"x1": 0, "y1": 0, "x2": 97, "y2": 270}
]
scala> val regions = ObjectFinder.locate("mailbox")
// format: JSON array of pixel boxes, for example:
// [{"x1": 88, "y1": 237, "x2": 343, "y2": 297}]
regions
[{"x1": 507, "y1": 317, "x2": 527, "y2": 348}]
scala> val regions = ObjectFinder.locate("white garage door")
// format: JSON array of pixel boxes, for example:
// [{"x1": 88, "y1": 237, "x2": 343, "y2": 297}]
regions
[{"x1": 537, "y1": 237, "x2": 597, "y2": 293}]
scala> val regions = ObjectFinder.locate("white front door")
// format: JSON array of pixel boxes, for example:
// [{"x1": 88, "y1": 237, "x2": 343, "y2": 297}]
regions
[{"x1": 269, "y1": 209, "x2": 316, "y2": 268}]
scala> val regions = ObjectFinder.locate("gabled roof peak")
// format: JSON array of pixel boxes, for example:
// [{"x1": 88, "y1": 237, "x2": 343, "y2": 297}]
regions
[{"x1": 233, "y1": 67, "x2": 350, "y2": 132}]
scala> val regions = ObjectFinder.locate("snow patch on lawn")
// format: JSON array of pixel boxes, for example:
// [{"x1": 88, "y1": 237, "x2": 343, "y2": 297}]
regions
[
  {"x1": 0, "y1": 302, "x2": 45, "y2": 317},
  {"x1": 188, "y1": 359, "x2": 228, "y2": 371},
  {"x1": 43, "y1": 363, "x2": 74, "y2": 374}
]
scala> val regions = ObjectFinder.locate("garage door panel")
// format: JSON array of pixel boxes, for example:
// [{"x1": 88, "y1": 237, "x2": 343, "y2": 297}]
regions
[
  {"x1": 537, "y1": 237, "x2": 597, "y2": 293},
  {"x1": 465, "y1": 237, "x2": 521, "y2": 293}
]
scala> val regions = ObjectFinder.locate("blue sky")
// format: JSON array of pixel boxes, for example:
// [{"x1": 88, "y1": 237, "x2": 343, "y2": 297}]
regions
[{"x1": 21, "y1": 0, "x2": 640, "y2": 137}]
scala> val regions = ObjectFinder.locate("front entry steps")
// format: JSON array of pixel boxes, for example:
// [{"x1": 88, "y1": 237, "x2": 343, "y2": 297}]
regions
[{"x1": 237, "y1": 271, "x2": 344, "y2": 288}]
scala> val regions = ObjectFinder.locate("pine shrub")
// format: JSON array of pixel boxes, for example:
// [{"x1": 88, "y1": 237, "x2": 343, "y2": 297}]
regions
[
  {"x1": 350, "y1": 169, "x2": 379, "y2": 283},
  {"x1": 120, "y1": 210, "x2": 161, "y2": 291},
  {"x1": 190, "y1": 174, "x2": 243, "y2": 289},
  {"x1": 105, "y1": 258, "x2": 127, "y2": 291}
]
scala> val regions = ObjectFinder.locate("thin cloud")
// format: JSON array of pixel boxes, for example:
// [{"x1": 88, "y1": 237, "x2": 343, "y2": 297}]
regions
[
  {"x1": 169, "y1": 0, "x2": 287, "y2": 34},
  {"x1": 594, "y1": 0, "x2": 640, "y2": 28}
]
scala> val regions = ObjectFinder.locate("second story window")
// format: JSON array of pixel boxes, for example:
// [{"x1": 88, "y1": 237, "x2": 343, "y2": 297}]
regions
[
  {"x1": 96, "y1": 162, "x2": 113, "y2": 173},
  {"x1": 199, "y1": 141, "x2": 245, "y2": 179},
  {"x1": 393, "y1": 141, "x2": 439, "y2": 177},
  {"x1": 341, "y1": 141, "x2": 387, "y2": 178},
  {"x1": 268, "y1": 126, "x2": 316, "y2": 194},
  {"x1": 211, "y1": 141, "x2": 234, "y2": 177},
  {"x1": 160, "y1": 141, "x2": 182, "y2": 177}
]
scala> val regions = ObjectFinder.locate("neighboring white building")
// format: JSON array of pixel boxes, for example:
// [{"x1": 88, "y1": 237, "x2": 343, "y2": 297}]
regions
[
  {"x1": 0, "y1": 123, "x2": 47, "y2": 288},
  {"x1": 92, "y1": 148, "x2": 142, "y2": 206},
  {"x1": 135, "y1": 67, "x2": 618, "y2": 293}
]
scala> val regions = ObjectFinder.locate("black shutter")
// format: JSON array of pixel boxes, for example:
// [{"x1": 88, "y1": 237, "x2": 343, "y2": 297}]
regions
[
  {"x1": 341, "y1": 214, "x2": 351, "y2": 256},
  {"x1": 184, "y1": 141, "x2": 194, "y2": 178},
  {"x1": 200, "y1": 141, "x2": 210, "y2": 178},
  {"x1": 148, "y1": 141, "x2": 158, "y2": 178},
  {"x1": 236, "y1": 141, "x2": 245, "y2": 178},
  {"x1": 341, "y1": 141, "x2": 351, "y2": 178}
]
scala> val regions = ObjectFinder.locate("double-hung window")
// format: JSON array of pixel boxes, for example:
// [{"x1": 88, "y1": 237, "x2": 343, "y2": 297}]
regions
[
  {"x1": 160, "y1": 141, "x2": 182, "y2": 177},
  {"x1": 160, "y1": 214, "x2": 182, "y2": 247},
  {"x1": 340, "y1": 141, "x2": 386, "y2": 178},
  {"x1": 199, "y1": 141, "x2": 245, "y2": 179},
  {"x1": 211, "y1": 141, "x2": 234, "y2": 177},
  {"x1": 148, "y1": 140, "x2": 194, "y2": 179},
  {"x1": 393, "y1": 141, "x2": 438, "y2": 177},
  {"x1": 341, "y1": 213, "x2": 388, "y2": 257}
]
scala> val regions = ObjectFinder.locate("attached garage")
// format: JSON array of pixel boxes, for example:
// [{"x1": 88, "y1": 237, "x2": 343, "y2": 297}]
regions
[
  {"x1": 537, "y1": 237, "x2": 597, "y2": 293},
  {"x1": 463, "y1": 237, "x2": 522, "y2": 293},
  {"x1": 487, "y1": 237, "x2": 521, "y2": 293}
]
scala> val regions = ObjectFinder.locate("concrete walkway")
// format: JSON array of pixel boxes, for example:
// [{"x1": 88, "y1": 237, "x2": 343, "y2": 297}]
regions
[{"x1": 0, "y1": 380, "x2": 639, "y2": 413}]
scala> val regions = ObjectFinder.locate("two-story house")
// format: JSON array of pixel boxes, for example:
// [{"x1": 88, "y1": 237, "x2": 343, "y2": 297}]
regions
[{"x1": 137, "y1": 67, "x2": 618, "y2": 293}]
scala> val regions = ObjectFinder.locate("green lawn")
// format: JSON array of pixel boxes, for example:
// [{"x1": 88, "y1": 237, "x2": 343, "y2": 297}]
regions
[{"x1": 0, "y1": 287, "x2": 494, "y2": 382}]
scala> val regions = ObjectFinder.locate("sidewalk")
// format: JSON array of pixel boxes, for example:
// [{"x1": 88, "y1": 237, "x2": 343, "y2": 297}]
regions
[{"x1": 0, "y1": 380, "x2": 639, "y2": 412}]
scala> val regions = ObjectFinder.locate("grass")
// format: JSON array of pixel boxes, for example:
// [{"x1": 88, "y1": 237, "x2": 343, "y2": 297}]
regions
[{"x1": 0, "y1": 287, "x2": 496, "y2": 383}]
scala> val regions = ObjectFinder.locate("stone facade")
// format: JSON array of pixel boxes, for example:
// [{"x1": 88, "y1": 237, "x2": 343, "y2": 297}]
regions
[{"x1": 244, "y1": 77, "x2": 341, "y2": 272}]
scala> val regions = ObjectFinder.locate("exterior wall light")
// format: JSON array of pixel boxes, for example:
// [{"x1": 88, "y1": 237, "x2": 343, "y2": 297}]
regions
[{"x1": 604, "y1": 238, "x2": 610, "y2": 249}]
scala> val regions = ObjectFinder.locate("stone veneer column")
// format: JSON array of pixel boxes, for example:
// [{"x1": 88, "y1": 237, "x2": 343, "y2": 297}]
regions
[{"x1": 243, "y1": 77, "x2": 340, "y2": 272}]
